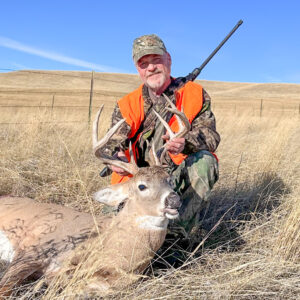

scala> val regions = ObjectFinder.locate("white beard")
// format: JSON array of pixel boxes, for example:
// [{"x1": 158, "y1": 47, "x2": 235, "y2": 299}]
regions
[{"x1": 145, "y1": 72, "x2": 167, "y2": 92}]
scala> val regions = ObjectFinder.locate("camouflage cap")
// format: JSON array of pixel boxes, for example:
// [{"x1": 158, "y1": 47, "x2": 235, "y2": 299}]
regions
[{"x1": 132, "y1": 34, "x2": 167, "y2": 64}]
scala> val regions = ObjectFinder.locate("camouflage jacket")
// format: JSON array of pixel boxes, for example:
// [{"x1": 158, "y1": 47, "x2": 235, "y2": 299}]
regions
[{"x1": 102, "y1": 79, "x2": 220, "y2": 168}]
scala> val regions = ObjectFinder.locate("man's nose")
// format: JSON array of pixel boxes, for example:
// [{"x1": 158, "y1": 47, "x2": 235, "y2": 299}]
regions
[{"x1": 147, "y1": 63, "x2": 156, "y2": 71}]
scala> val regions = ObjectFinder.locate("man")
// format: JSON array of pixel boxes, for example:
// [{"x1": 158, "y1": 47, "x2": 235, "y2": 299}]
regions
[{"x1": 102, "y1": 34, "x2": 220, "y2": 236}]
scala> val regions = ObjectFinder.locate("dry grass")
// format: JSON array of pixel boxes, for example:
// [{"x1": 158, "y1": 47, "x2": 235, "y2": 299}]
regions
[{"x1": 0, "y1": 71, "x2": 299, "y2": 299}]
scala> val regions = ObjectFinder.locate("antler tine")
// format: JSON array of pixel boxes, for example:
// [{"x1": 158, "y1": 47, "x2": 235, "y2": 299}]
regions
[
  {"x1": 162, "y1": 93, "x2": 191, "y2": 139},
  {"x1": 153, "y1": 93, "x2": 191, "y2": 145},
  {"x1": 152, "y1": 93, "x2": 191, "y2": 164},
  {"x1": 148, "y1": 141, "x2": 161, "y2": 166},
  {"x1": 159, "y1": 148, "x2": 168, "y2": 166},
  {"x1": 166, "y1": 106, "x2": 191, "y2": 138},
  {"x1": 93, "y1": 105, "x2": 125, "y2": 153},
  {"x1": 152, "y1": 109, "x2": 175, "y2": 140},
  {"x1": 162, "y1": 92, "x2": 176, "y2": 108},
  {"x1": 93, "y1": 106, "x2": 139, "y2": 175},
  {"x1": 92, "y1": 104, "x2": 104, "y2": 148},
  {"x1": 128, "y1": 141, "x2": 139, "y2": 172}
]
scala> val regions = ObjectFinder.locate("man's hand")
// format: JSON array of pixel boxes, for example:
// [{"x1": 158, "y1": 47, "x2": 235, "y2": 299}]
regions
[
  {"x1": 162, "y1": 133, "x2": 185, "y2": 155},
  {"x1": 110, "y1": 151, "x2": 130, "y2": 176}
]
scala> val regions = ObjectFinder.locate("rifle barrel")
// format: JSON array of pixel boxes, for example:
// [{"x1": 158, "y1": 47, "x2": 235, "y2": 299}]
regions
[
  {"x1": 197, "y1": 20, "x2": 243, "y2": 75},
  {"x1": 167, "y1": 20, "x2": 243, "y2": 93}
]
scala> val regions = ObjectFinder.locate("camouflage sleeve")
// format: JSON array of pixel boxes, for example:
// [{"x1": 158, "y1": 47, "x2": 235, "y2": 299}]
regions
[
  {"x1": 182, "y1": 89, "x2": 220, "y2": 154},
  {"x1": 100, "y1": 103, "x2": 131, "y2": 157}
]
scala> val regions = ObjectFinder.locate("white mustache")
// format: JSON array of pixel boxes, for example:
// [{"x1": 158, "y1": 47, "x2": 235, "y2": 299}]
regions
[{"x1": 146, "y1": 71, "x2": 161, "y2": 79}]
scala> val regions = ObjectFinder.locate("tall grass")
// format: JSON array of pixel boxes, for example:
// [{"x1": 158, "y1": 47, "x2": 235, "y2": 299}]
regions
[{"x1": 0, "y1": 106, "x2": 299, "y2": 299}]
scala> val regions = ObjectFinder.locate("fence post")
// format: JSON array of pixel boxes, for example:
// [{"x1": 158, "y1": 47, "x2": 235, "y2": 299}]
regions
[
  {"x1": 260, "y1": 99, "x2": 263, "y2": 117},
  {"x1": 51, "y1": 94, "x2": 55, "y2": 117},
  {"x1": 88, "y1": 70, "x2": 94, "y2": 124}
]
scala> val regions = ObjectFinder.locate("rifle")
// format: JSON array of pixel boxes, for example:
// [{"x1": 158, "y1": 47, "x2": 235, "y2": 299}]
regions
[
  {"x1": 165, "y1": 19, "x2": 243, "y2": 95},
  {"x1": 100, "y1": 20, "x2": 243, "y2": 177}
]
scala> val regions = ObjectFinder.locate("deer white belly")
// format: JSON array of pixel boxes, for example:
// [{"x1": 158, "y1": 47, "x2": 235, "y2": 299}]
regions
[{"x1": 0, "y1": 230, "x2": 15, "y2": 263}]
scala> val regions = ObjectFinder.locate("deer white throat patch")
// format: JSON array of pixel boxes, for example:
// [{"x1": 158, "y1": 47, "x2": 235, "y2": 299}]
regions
[
  {"x1": 135, "y1": 216, "x2": 169, "y2": 230},
  {"x1": 0, "y1": 230, "x2": 15, "y2": 263}
]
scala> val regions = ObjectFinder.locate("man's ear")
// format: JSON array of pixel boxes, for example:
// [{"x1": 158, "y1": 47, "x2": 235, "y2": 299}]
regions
[
  {"x1": 93, "y1": 184, "x2": 128, "y2": 207},
  {"x1": 166, "y1": 52, "x2": 172, "y2": 67}
]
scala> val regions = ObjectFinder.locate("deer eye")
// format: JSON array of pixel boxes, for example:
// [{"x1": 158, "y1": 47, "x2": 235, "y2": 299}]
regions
[{"x1": 138, "y1": 184, "x2": 147, "y2": 191}]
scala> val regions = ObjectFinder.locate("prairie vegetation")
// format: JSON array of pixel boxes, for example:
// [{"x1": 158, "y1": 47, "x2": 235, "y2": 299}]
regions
[{"x1": 0, "y1": 71, "x2": 299, "y2": 299}]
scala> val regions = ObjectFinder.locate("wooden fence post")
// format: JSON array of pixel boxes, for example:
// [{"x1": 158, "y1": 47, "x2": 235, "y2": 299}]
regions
[
  {"x1": 260, "y1": 99, "x2": 263, "y2": 117},
  {"x1": 51, "y1": 94, "x2": 55, "y2": 117},
  {"x1": 88, "y1": 70, "x2": 94, "y2": 124}
]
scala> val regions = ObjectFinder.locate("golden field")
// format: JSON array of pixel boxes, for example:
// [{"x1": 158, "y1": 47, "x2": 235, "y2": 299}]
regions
[{"x1": 0, "y1": 71, "x2": 299, "y2": 299}]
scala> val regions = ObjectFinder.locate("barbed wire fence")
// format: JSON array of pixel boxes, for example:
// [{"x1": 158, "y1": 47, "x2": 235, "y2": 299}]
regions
[
  {"x1": 0, "y1": 69, "x2": 299, "y2": 126},
  {"x1": 0, "y1": 70, "x2": 127, "y2": 125}
]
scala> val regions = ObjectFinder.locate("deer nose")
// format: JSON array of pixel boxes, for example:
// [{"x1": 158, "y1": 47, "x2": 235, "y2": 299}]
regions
[{"x1": 165, "y1": 192, "x2": 181, "y2": 209}]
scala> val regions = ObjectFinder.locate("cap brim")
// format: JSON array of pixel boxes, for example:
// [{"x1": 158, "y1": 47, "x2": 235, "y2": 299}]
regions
[{"x1": 133, "y1": 48, "x2": 166, "y2": 64}]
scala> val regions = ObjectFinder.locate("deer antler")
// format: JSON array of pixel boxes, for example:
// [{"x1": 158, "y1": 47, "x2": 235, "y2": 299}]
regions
[
  {"x1": 152, "y1": 93, "x2": 191, "y2": 163},
  {"x1": 93, "y1": 105, "x2": 139, "y2": 175},
  {"x1": 153, "y1": 93, "x2": 191, "y2": 139}
]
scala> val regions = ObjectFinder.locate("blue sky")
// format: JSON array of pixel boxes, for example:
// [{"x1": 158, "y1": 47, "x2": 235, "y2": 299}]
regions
[{"x1": 0, "y1": 1, "x2": 299, "y2": 83}]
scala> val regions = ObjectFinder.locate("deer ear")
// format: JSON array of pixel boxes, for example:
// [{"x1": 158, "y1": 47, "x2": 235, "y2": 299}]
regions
[{"x1": 93, "y1": 184, "x2": 128, "y2": 207}]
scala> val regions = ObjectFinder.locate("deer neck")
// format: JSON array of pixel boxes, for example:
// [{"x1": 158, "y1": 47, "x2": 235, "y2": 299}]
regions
[
  {"x1": 111, "y1": 207, "x2": 168, "y2": 251},
  {"x1": 134, "y1": 215, "x2": 169, "y2": 231},
  {"x1": 117, "y1": 204, "x2": 168, "y2": 230}
]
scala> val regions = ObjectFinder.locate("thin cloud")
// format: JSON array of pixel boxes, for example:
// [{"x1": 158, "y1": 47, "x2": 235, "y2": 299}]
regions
[
  {"x1": 264, "y1": 73, "x2": 300, "y2": 84},
  {"x1": 285, "y1": 73, "x2": 300, "y2": 84},
  {"x1": 0, "y1": 36, "x2": 124, "y2": 73},
  {"x1": 11, "y1": 62, "x2": 32, "y2": 70},
  {"x1": 264, "y1": 74, "x2": 284, "y2": 83}
]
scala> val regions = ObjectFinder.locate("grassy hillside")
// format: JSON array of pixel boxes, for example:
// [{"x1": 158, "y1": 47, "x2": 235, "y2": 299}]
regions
[
  {"x1": 1, "y1": 70, "x2": 300, "y2": 98},
  {"x1": 1, "y1": 71, "x2": 299, "y2": 124}
]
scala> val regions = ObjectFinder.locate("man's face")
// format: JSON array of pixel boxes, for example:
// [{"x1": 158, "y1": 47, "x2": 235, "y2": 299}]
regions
[{"x1": 136, "y1": 53, "x2": 171, "y2": 94}]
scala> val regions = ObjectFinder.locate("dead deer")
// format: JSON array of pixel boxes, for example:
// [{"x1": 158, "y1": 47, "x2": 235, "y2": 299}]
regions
[{"x1": 0, "y1": 99, "x2": 189, "y2": 297}]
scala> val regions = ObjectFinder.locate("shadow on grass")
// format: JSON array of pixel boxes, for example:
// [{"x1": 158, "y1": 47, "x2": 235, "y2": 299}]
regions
[{"x1": 149, "y1": 172, "x2": 290, "y2": 271}]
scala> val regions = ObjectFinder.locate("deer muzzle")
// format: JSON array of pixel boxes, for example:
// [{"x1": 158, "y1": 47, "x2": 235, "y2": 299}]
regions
[{"x1": 163, "y1": 192, "x2": 181, "y2": 219}]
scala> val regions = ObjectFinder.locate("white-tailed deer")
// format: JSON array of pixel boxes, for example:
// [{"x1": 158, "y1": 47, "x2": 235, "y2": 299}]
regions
[{"x1": 0, "y1": 100, "x2": 189, "y2": 297}]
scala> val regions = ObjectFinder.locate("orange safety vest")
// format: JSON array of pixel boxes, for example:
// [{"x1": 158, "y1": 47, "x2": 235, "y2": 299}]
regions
[{"x1": 111, "y1": 81, "x2": 206, "y2": 184}]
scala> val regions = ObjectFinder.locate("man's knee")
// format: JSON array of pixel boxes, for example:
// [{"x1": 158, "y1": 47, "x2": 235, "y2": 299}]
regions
[
  {"x1": 170, "y1": 150, "x2": 219, "y2": 227},
  {"x1": 185, "y1": 150, "x2": 219, "y2": 194}
]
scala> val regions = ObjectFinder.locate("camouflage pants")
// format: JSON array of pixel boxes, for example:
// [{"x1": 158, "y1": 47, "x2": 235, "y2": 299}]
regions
[{"x1": 169, "y1": 150, "x2": 219, "y2": 234}]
